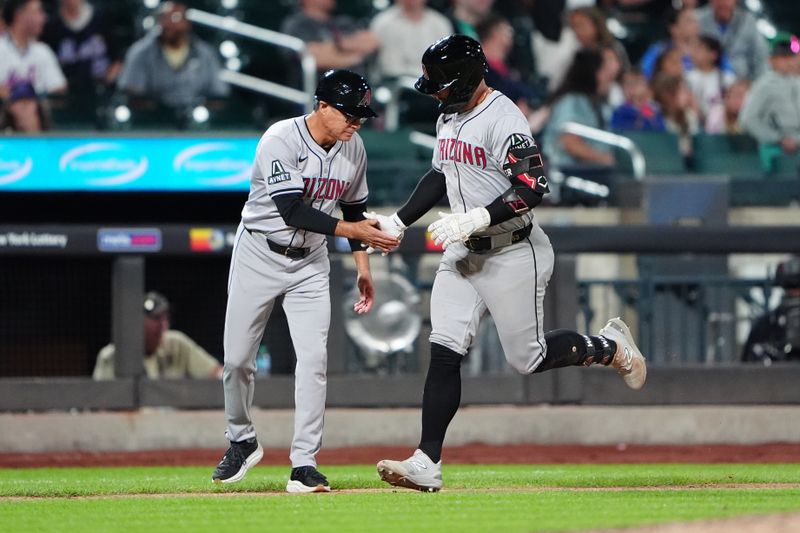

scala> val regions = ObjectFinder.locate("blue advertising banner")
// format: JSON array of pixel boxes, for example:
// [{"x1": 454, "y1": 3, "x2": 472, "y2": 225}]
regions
[{"x1": 0, "y1": 137, "x2": 260, "y2": 191}]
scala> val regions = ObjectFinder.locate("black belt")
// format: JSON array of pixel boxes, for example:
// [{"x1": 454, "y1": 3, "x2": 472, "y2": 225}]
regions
[
  {"x1": 464, "y1": 224, "x2": 532, "y2": 253},
  {"x1": 246, "y1": 228, "x2": 310, "y2": 259}
]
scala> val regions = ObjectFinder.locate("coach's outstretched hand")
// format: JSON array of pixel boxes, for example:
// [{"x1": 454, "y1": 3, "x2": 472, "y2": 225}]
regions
[
  {"x1": 362, "y1": 211, "x2": 406, "y2": 256},
  {"x1": 337, "y1": 219, "x2": 400, "y2": 254}
]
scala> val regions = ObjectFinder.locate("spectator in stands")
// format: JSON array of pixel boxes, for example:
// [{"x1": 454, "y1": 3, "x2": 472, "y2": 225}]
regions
[
  {"x1": 597, "y1": 0, "x2": 673, "y2": 21},
  {"x1": 0, "y1": 0, "x2": 66, "y2": 132},
  {"x1": 447, "y1": 0, "x2": 494, "y2": 41},
  {"x1": 541, "y1": 6, "x2": 628, "y2": 93},
  {"x1": 41, "y1": 0, "x2": 122, "y2": 91},
  {"x1": 696, "y1": 0, "x2": 769, "y2": 80},
  {"x1": 369, "y1": 0, "x2": 451, "y2": 80},
  {"x1": 640, "y1": 7, "x2": 700, "y2": 80},
  {"x1": 739, "y1": 32, "x2": 800, "y2": 162},
  {"x1": 541, "y1": 48, "x2": 616, "y2": 173},
  {"x1": 652, "y1": 46, "x2": 686, "y2": 81},
  {"x1": 116, "y1": 2, "x2": 229, "y2": 110},
  {"x1": 477, "y1": 13, "x2": 542, "y2": 114},
  {"x1": 93, "y1": 291, "x2": 223, "y2": 380},
  {"x1": 601, "y1": 42, "x2": 625, "y2": 108},
  {"x1": 713, "y1": 78, "x2": 749, "y2": 134},
  {"x1": 530, "y1": 0, "x2": 578, "y2": 93},
  {"x1": 281, "y1": 0, "x2": 379, "y2": 74},
  {"x1": 686, "y1": 34, "x2": 735, "y2": 131},
  {"x1": 611, "y1": 68, "x2": 665, "y2": 132},
  {"x1": 570, "y1": 7, "x2": 629, "y2": 71},
  {"x1": 652, "y1": 73, "x2": 700, "y2": 163}
]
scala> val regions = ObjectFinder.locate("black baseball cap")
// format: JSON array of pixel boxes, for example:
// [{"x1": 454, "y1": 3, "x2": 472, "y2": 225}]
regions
[
  {"x1": 143, "y1": 291, "x2": 170, "y2": 317},
  {"x1": 314, "y1": 69, "x2": 378, "y2": 118}
]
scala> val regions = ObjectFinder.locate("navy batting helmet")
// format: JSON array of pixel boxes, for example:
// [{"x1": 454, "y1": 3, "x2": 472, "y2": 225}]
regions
[
  {"x1": 415, "y1": 34, "x2": 488, "y2": 114},
  {"x1": 315, "y1": 69, "x2": 378, "y2": 118}
]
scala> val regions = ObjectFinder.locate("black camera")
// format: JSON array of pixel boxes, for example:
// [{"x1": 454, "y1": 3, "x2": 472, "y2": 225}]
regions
[
  {"x1": 775, "y1": 257, "x2": 800, "y2": 290},
  {"x1": 742, "y1": 257, "x2": 800, "y2": 362}
]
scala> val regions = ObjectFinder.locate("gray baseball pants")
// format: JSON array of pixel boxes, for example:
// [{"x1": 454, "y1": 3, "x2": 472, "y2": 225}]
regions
[
  {"x1": 429, "y1": 225, "x2": 555, "y2": 373},
  {"x1": 223, "y1": 223, "x2": 330, "y2": 468}
]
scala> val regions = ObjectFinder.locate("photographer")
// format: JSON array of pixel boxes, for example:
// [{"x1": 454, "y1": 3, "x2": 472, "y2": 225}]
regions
[{"x1": 742, "y1": 257, "x2": 800, "y2": 363}]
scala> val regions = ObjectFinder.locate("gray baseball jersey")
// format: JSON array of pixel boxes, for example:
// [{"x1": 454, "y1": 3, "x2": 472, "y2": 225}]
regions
[
  {"x1": 429, "y1": 91, "x2": 555, "y2": 373},
  {"x1": 241, "y1": 116, "x2": 369, "y2": 246},
  {"x1": 224, "y1": 115, "x2": 368, "y2": 468}
]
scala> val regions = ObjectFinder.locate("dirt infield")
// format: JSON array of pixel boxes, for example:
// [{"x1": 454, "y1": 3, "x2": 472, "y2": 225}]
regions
[{"x1": 1, "y1": 443, "x2": 797, "y2": 468}]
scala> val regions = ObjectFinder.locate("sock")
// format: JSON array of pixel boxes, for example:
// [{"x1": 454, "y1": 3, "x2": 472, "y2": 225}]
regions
[{"x1": 418, "y1": 343, "x2": 462, "y2": 463}]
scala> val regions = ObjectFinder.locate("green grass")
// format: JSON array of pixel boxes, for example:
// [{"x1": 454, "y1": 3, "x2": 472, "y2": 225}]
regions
[{"x1": 1, "y1": 465, "x2": 799, "y2": 532}]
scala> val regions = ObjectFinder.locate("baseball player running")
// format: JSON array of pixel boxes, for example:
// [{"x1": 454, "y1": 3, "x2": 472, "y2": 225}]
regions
[
  {"x1": 369, "y1": 35, "x2": 647, "y2": 492},
  {"x1": 211, "y1": 70, "x2": 399, "y2": 492}
]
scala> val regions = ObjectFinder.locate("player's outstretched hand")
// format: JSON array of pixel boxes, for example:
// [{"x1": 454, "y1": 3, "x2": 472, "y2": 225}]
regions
[
  {"x1": 362, "y1": 211, "x2": 406, "y2": 256},
  {"x1": 341, "y1": 219, "x2": 400, "y2": 254},
  {"x1": 353, "y1": 271, "x2": 374, "y2": 314},
  {"x1": 428, "y1": 207, "x2": 491, "y2": 249}
]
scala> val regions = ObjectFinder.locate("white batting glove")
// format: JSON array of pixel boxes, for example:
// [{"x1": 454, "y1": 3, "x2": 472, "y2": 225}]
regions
[
  {"x1": 362, "y1": 211, "x2": 406, "y2": 256},
  {"x1": 428, "y1": 207, "x2": 491, "y2": 250}
]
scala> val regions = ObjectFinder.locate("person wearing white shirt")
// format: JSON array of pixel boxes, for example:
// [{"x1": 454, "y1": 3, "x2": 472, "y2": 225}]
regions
[
  {"x1": 369, "y1": 0, "x2": 452, "y2": 80},
  {"x1": 686, "y1": 34, "x2": 735, "y2": 130},
  {"x1": 0, "y1": 0, "x2": 67, "y2": 131}
]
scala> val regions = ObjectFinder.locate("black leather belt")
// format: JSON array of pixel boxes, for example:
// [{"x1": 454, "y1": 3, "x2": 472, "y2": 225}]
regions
[
  {"x1": 464, "y1": 224, "x2": 532, "y2": 253},
  {"x1": 246, "y1": 228, "x2": 310, "y2": 259},
  {"x1": 266, "y1": 239, "x2": 310, "y2": 259}
]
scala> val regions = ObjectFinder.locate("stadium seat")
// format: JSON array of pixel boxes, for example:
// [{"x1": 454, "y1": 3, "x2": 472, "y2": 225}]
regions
[
  {"x1": 204, "y1": 93, "x2": 267, "y2": 131},
  {"x1": 48, "y1": 92, "x2": 107, "y2": 131},
  {"x1": 692, "y1": 134, "x2": 764, "y2": 179},
  {"x1": 614, "y1": 131, "x2": 686, "y2": 176},
  {"x1": 359, "y1": 127, "x2": 430, "y2": 204}
]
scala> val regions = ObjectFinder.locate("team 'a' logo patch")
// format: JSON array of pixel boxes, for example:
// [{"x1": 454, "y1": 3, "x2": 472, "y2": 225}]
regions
[
  {"x1": 509, "y1": 133, "x2": 534, "y2": 150},
  {"x1": 358, "y1": 89, "x2": 372, "y2": 106},
  {"x1": 267, "y1": 160, "x2": 291, "y2": 185}
]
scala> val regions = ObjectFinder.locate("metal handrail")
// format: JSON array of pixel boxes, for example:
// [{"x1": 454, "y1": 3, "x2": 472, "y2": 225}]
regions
[
  {"x1": 186, "y1": 9, "x2": 317, "y2": 112},
  {"x1": 219, "y1": 71, "x2": 308, "y2": 106},
  {"x1": 560, "y1": 121, "x2": 646, "y2": 179},
  {"x1": 409, "y1": 130, "x2": 436, "y2": 150},
  {"x1": 384, "y1": 76, "x2": 420, "y2": 132}
]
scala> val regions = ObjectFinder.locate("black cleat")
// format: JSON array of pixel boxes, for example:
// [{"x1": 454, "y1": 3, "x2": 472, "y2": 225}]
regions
[
  {"x1": 286, "y1": 465, "x2": 331, "y2": 493},
  {"x1": 211, "y1": 437, "x2": 263, "y2": 484}
]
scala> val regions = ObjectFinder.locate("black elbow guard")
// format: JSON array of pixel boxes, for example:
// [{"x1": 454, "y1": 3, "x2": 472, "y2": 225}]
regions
[
  {"x1": 501, "y1": 184, "x2": 544, "y2": 215},
  {"x1": 503, "y1": 144, "x2": 549, "y2": 195}
]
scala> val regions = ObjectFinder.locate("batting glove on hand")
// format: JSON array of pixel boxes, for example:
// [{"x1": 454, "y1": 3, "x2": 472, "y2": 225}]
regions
[
  {"x1": 362, "y1": 211, "x2": 406, "y2": 256},
  {"x1": 428, "y1": 207, "x2": 491, "y2": 250}
]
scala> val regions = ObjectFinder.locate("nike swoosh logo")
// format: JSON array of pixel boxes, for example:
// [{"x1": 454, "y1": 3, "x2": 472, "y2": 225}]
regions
[
  {"x1": 410, "y1": 461, "x2": 428, "y2": 470},
  {"x1": 299, "y1": 156, "x2": 308, "y2": 163},
  {"x1": 442, "y1": 116, "x2": 452, "y2": 123}
]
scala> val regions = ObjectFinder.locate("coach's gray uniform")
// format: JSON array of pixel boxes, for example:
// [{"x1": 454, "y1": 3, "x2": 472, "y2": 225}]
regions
[
  {"x1": 430, "y1": 91, "x2": 554, "y2": 374},
  {"x1": 224, "y1": 116, "x2": 368, "y2": 468}
]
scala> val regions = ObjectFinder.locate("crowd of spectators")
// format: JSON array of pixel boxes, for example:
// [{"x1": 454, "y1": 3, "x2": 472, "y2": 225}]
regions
[{"x1": 0, "y1": 0, "x2": 797, "y2": 178}]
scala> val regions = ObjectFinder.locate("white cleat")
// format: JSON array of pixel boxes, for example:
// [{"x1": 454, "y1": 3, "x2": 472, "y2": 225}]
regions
[
  {"x1": 599, "y1": 317, "x2": 647, "y2": 390},
  {"x1": 376, "y1": 449, "x2": 443, "y2": 492}
]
